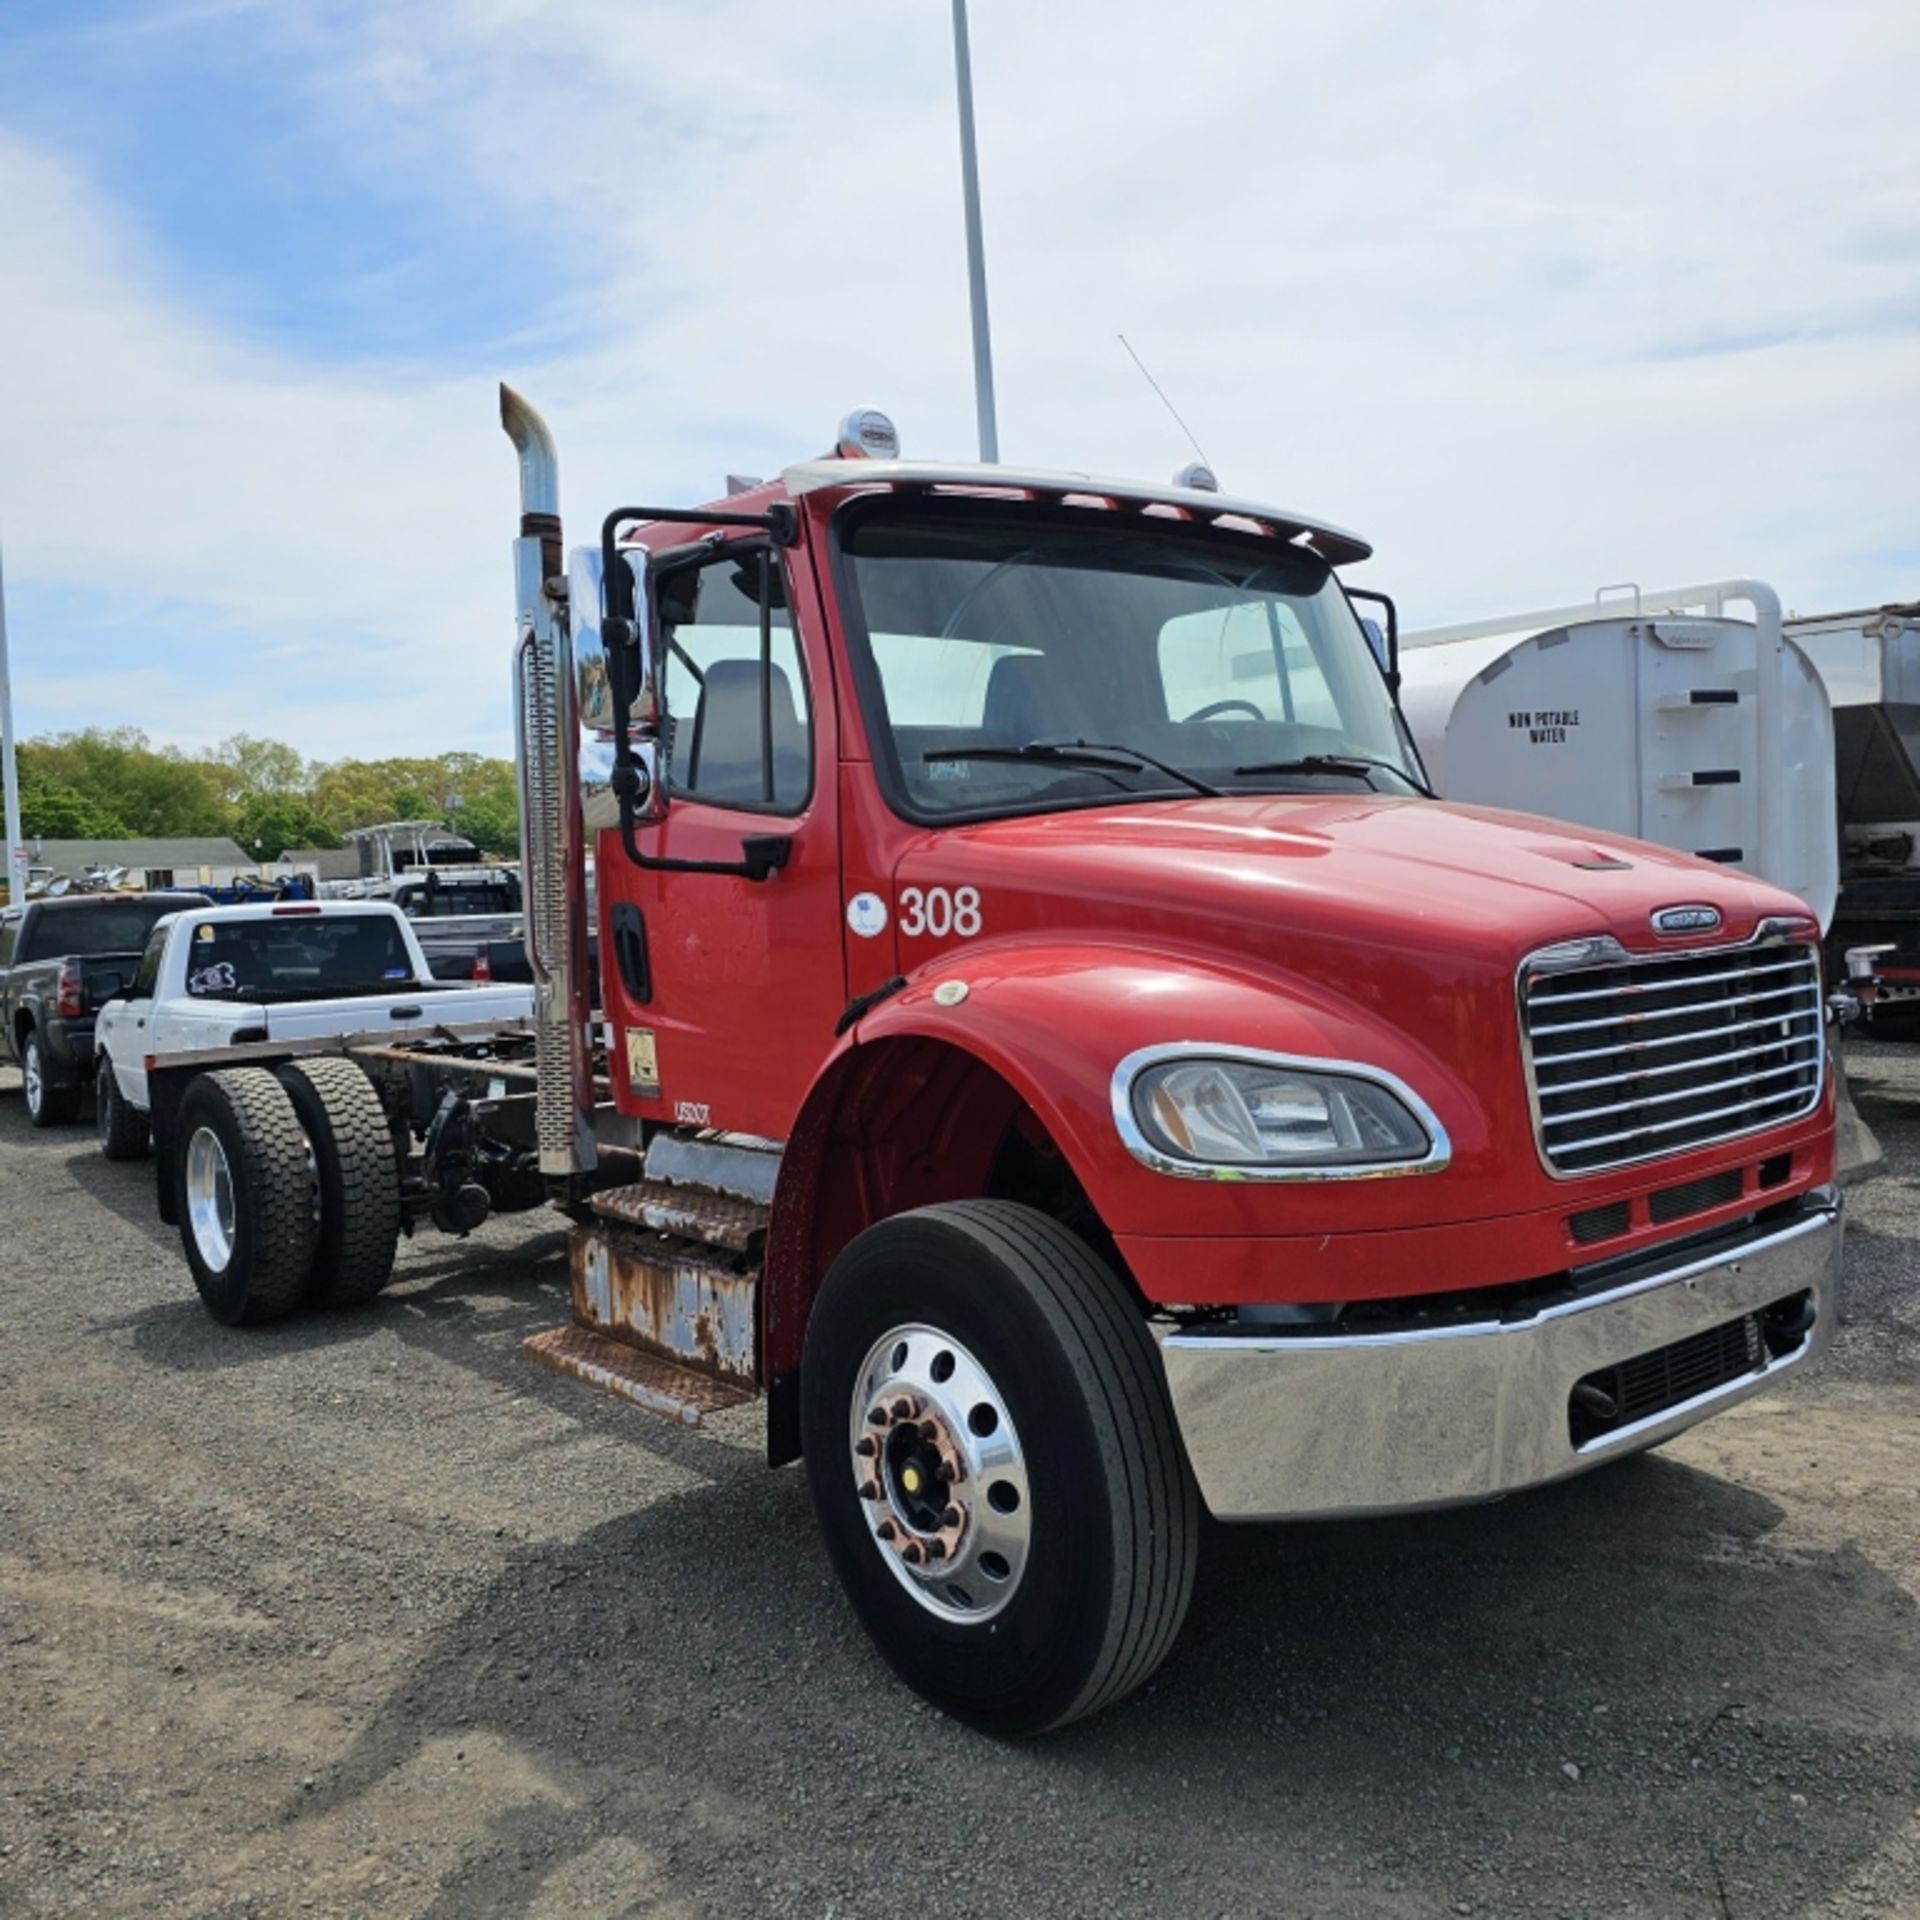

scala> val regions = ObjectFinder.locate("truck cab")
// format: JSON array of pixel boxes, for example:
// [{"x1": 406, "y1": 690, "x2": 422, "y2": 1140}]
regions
[{"x1": 503, "y1": 392, "x2": 1840, "y2": 1735}]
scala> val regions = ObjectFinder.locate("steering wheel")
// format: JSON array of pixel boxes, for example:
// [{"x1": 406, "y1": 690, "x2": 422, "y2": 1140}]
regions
[{"x1": 1182, "y1": 698, "x2": 1265, "y2": 724}]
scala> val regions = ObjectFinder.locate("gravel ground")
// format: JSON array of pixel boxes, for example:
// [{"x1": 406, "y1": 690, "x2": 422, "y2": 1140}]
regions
[{"x1": 0, "y1": 1046, "x2": 1915, "y2": 1920}]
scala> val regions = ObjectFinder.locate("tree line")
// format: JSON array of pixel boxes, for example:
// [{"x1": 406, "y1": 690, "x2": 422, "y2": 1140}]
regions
[{"x1": 14, "y1": 729, "x2": 519, "y2": 863}]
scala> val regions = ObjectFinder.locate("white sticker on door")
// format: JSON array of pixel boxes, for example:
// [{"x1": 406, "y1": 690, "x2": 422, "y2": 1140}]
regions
[{"x1": 846, "y1": 891, "x2": 889, "y2": 938}]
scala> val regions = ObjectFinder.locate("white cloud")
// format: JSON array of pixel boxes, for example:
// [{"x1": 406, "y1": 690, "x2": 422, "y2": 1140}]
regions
[{"x1": 0, "y1": 0, "x2": 1916, "y2": 759}]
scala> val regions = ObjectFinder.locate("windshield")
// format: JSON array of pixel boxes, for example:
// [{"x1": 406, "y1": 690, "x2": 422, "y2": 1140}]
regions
[
  {"x1": 182, "y1": 913, "x2": 417, "y2": 1001},
  {"x1": 839, "y1": 507, "x2": 1422, "y2": 821},
  {"x1": 20, "y1": 898, "x2": 194, "y2": 963}
]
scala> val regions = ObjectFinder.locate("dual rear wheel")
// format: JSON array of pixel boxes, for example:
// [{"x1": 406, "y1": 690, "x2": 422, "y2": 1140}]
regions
[{"x1": 175, "y1": 1062, "x2": 400, "y2": 1326}]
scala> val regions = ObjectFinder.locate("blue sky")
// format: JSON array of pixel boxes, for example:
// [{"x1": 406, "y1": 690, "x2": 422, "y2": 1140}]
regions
[{"x1": 0, "y1": 0, "x2": 1915, "y2": 761}]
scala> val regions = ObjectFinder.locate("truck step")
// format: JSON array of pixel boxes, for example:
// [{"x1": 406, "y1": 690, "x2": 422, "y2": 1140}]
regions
[
  {"x1": 588, "y1": 1178, "x2": 767, "y2": 1253},
  {"x1": 572, "y1": 1221, "x2": 757, "y2": 1387},
  {"x1": 523, "y1": 1325, "x2": 755, "y2": 1426},
  {"x1": 643, "y1": 1130, "x2": 781, "y2": 1206}
]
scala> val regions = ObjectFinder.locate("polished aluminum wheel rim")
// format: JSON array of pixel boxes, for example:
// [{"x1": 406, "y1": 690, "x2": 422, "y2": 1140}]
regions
[
  {"x1": 22, "y1": 1041, "x2": 42, "y2": 1116},
  {"x1": 849, "y1": 1323, "x2": 1032, "y2": 1623},
  {"x1": 185, "y1": 1126, "x2": 236, "y2": 1273}
]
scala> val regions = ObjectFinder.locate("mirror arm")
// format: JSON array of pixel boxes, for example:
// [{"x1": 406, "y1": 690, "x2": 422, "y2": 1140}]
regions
[
  {"x1": 616, "y1": 805, "x2": 791, "y2": 883},
  {"x1": 759, "y1": 549, "x2": 776, "y2": 805},
  {"x1": 1346, "y1": 586, "x2": 1401, "y2": 695}
]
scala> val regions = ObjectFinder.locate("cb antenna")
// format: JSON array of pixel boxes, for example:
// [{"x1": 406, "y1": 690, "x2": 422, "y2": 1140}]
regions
[{"x1": 1117, "y1": 333, "x2": 1216, "y2": 484}]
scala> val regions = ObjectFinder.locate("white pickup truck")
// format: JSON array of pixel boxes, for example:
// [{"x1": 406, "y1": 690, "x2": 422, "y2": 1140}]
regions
[{"x1": 94, "y1": 901, "x2": 532, "y2": 1155}]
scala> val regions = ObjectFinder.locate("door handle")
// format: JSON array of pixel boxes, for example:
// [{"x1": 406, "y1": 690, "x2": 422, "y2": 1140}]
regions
[
  {"x1": 609, "y1": 903, "x2": 651, "y2": 1004},
  {"x1": 389, "y1": 1005, "x2": 424, "y2": 1021}
]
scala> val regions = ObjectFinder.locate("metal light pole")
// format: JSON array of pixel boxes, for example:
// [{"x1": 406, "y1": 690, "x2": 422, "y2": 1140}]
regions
[
  {"x1": 0, "y1": 539, "x2": 23, "y2": 906},
  {"x1": 950, "y1": 0, "x2": 999, "y2": 463}
]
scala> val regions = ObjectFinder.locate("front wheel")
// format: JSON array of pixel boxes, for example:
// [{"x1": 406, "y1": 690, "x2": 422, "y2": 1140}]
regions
[{"x1": 801, "y1": 1201, "x2": 1198, "y2": 1735}]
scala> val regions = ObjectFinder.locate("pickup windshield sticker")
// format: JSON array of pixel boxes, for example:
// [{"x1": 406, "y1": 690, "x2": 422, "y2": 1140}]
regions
[{"x1": 187, "y1": 961, "x2": 237, "y2": 996}]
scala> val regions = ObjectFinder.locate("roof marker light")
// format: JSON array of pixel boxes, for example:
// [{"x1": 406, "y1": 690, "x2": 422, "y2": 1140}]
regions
[
  {"x1": 1174, "y1": 461, "x2": 1219, "y2": 493},
  {"x1": 837, "y1": 409, "x2": 900, "y2": 460}
]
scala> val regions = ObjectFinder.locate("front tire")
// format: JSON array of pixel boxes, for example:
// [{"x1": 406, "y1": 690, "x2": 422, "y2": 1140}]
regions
[
  {"x1": 174, "y1": 1069, "x2": 315, "y2": 1326},
  {"x1": 801, "y1": 1201, "x2": 1198, "y2": 1735},
  {"x1": 96, "y1": 1058, "x2": 149, "y2": 1160},
  {"x1": 275, "y1": 1059, "x2": 400, "y2": 1309},
  {"x1": 23, "y1": 1031, "x2": 80, "y2": 1127}
]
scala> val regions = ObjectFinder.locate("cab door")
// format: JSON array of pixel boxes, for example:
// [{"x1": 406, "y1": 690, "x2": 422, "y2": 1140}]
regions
[
  {"x1": 598, "y1": 537, "x2": 844, "y2": 1142},
  {"x1": 110, "y1": 923, "x2": 170, "y2": 1111}
]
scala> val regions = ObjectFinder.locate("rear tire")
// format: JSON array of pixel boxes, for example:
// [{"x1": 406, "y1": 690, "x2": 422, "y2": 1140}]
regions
[
  {"x1": 175, "y1": 1069, "x2": 315, "y2": 1326},
  {"x1": 275, "y1": 1059, "x2": 401, "y2": 1309},
  {"x1": 801, "y1": 1200, "x2": 1198, "y2": 1735},
  {"x1": 95, "y1": 1057, "x2": 149, "y2": 1160},
  {"x1": 23, "y1": 1031, "x2": 80, "y2": 1127}
]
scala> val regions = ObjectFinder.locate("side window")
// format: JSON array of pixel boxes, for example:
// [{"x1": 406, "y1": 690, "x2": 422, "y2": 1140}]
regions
[
  {"x1": 1159, "y1": 602, "x2": 1340, "y2": 728},
  {"x1": 132, "y1": 927, "x2": 168, "y2": 998},
  {"x1": 0, "y1": 914, "x2": 17, "y2": 969},
  {"x1": 658, "y1": 549, "x2": 811, "y2": 812}
]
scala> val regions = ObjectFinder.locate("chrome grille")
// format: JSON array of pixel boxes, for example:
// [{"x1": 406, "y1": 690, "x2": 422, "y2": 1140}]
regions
[{"x1": 1523, "y1": 940, "x2": 1824, "y2": 1175}]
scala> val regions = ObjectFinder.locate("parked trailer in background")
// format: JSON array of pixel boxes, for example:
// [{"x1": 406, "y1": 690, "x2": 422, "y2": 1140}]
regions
[
  {"x1": 1399, "y1": 581, "x2": 1839, "y2": 931},
  {"x1": 1783, "y1": 602, "x2": 1920, "y2": 1012}
]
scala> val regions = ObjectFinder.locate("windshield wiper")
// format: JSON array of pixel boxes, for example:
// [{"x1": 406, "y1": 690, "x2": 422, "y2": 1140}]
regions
[
  {"x1": 1231, "y1": 753, "x2": 1433, "y2": 796},
  {"x1": 924, "y1": 740, "x2": 1221, "y2": 798}
]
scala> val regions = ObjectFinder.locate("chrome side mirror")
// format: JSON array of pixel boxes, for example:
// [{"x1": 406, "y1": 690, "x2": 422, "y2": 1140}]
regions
[{"x1": 570, "y1": 545, "x2": 668, "y2": 827}]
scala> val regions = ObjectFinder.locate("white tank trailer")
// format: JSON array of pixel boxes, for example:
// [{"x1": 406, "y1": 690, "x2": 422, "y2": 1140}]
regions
[{"x1": 1398, "y1": 580, "x2": 1838, "y2": 932}]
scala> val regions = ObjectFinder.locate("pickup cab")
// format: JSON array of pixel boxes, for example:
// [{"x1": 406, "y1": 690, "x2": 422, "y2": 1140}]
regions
[
  {"x1": 93, "y1": 901, "x2": 535, "y2": 1156},
  {"x1": 0, "y1": 893, "x2": 211, "y2": 1126}
]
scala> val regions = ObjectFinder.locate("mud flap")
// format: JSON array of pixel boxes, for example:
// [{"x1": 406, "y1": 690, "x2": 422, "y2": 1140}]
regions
[{"x1": 1833, "y1": 1052, "x2": 1884, "y2": 1187}]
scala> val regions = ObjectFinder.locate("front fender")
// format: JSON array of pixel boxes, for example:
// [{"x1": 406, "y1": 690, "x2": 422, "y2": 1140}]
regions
[{"x1": 828, "y1": 938, "x2": 1492, "y2": 1245}]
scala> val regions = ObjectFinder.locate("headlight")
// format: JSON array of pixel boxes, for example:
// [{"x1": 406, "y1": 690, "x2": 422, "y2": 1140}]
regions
[{"x1": 1116, "y1": 1050, "x2": 1444, "y2": 1177}]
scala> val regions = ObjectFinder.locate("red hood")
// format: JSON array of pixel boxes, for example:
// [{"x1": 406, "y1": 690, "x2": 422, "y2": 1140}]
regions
[{"x1": 899, "y1": 794, "x2": 1809, "y2": 972}]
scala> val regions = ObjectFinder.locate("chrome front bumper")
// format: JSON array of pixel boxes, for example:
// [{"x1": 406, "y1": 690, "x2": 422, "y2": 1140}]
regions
[{"x1": 1158, "y1": 1195, "x2": 1841, "y2": 1521}]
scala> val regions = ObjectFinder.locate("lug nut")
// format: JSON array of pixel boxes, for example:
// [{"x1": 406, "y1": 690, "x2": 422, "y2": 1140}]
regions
[
  {"x1": 855, "y1": 1436, "x2": 878, "y2": 1458},
  {"x1": 876, "y1": 1520, "x2": 896, "y2": 1542},
  {"x1": 935, "y1": 1461, "x2": 957, "y2": 1484},
  {"x1": 867, "y1": 1407, "x2": 889, "y2": 1428},
  {"x1": 859, "y1": 1480, "x2": 882, "y2": 1502},
  {"x1": 941, "y1": 1506, "x2": 960, "y2": 1527},
  {"x1": 890, "y1": 1397, "x2": 915, "y2": 1421},
  {"x1": 901, "y1": 1542, "x2": 924, "y2": 1565},
  {"x1": 926, "y1": 1540, "x2": 948, "y2": 1561}
]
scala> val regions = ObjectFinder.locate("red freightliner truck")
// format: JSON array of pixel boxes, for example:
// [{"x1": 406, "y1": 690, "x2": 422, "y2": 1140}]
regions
[
  {"x1": 144, "y1": 387, "x2": 1843, "y2": 1736},
  {"x1": 503, "y1": 387, "x2": 1840, "y2": 1733}
]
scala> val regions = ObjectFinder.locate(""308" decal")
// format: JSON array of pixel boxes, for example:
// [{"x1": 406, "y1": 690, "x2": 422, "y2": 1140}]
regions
[{"x1": 897, "y1": 885, "x2": 983, "y2": 939}]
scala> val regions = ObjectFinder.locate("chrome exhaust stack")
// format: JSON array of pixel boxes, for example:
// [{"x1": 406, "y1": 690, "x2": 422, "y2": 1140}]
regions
[{"x1": 502, "y1": 384, "x2": 596, "y2": 1176}]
